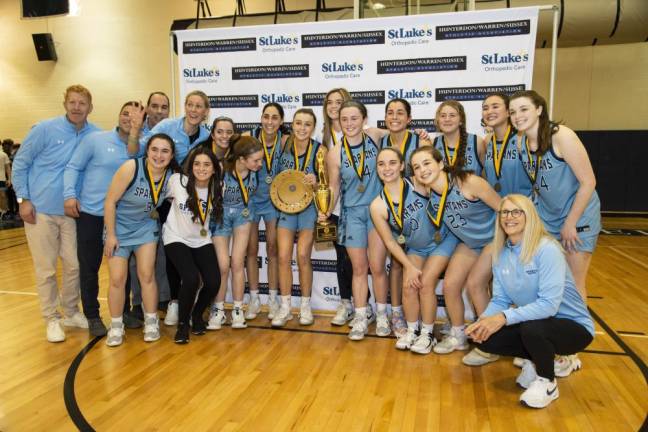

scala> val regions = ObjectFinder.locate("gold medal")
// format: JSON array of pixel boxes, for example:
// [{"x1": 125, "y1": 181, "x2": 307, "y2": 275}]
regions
[
  {"x1": 144, "y1": 160, "x2": 167, "y2": 219},
  {"x1": 242, "y1": 208, "x2": 250, "y2": 218},
  {"x1": 200, "y1": 228, "x2": 208, "y2": 237},
  {"x1": 491, "y1": 126, "x2": 511, "y2": 182},
  {"x1": 434, "y1": 231, "x2": 442, "y2": 244},
  {"x1": 397, "y1": 234, "x2": 406, "y2": 245},
  {"x1": 494, "y1": 182, "x2": 501, "y2": 192},
  {"x1": 357, "y1": 184, "x2": 365, "y2": 193},
  {"x1": 196, "y1": 190, "x2": 211, "y2": 236}
]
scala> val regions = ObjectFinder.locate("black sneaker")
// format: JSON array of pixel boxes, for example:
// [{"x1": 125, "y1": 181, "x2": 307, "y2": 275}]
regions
[
  {"x1": 123, "y1": 311, "x2": 143, "y2": 329},
  {"x1": 88, "y1": 318, "x2": 107, "y2": 337},
  {"x1": 174, "y1": 323, "x2": 190, "y2": 344},
  {"x1": 191, "y1": 316, "x2": 207, "y2": 335}
]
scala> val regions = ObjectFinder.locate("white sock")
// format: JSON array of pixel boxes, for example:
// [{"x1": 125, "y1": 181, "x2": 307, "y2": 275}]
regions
[
  {"x1": 452, "y1": 325, "x2": 465, "y2": 337},
  {"x1": 301, "y1": 296, "x2": 311, "y2": 306},
  {"x1": 421, "y1": 323, "x2": 434, "y2": 335},
  {"x1": 406, "y1": 321, "x2": 419, "y2": 332},
  {"x1": 392, "y1": 305, "x2": 402, "y2": 314},
  {"x1": 342, "y1": 299, "x2": 352, "y2": 308},
  {"x1": 250, "y1": 290, "x2": 259, "y2": 299},
  {"x1": 111, "y1": 316, "x2": 123, "y2": 325},
  {"x1": 269, "y1": 289, "x2": 278, "y2": 300},
  {"x1": 281, "y1": 295, "x2": 291, "y2": 307},
  {"x1": 355, "y1": 307, "x2": 367, "y2": 320},
  {"x1": 144, "y1": 312, "x2": 157, "y2": 321},
  {"x1": 215, "y1": 301, "x2": 225, "y2": 310},
  {"x1": 234, "y1": 301, "x2": 243, "y2": 309},
  {"x1": 377, "y1": 303, "x2": 387, "y2": 314}
]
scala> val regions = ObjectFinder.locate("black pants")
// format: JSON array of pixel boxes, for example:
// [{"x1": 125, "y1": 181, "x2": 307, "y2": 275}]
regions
[
  {"x1": 164, "y1": 242, "x2": 220, "y2": 325},
  {"x1": 330, "y1": 214, "x2": 353, "y2": 301},
  {"x1": 6, "y1": 184, "x2": 18, "y2": 214},
  {"x1": 476, "y1": 317, "x2": 593, "y2": 380},
  {"x1": 76, "y1": 212, "x2": 105, "y2": 319}
]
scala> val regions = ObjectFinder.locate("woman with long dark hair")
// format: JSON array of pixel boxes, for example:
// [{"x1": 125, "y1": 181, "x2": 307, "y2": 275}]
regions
[{"x1": 163, "y1": 147, "x2": 223, "y2": 343}]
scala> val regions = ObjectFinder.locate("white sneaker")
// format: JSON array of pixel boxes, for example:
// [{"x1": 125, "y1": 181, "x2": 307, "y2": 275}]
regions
[
  {"x1": 554, "y1": 354, "x2": 582, "y2": 378},
  {"x1": 143, "y1": 316, "x2": 160, "y2": 342},
  {"x1": 267, "y1": 296, "x2": 280, "y2": 320},
  {"x1": 164, "y1": 301, "x2": 179, "y2": 326},
  {"x1": 299, "y1": 303, "x2": 314, "y2": 326},
  {"x1": 513, "y1": 357, "x2": 526, "y2": 368},
  {"x1": 207, "y1": 307, "x2": 226, "y2": 330},
  {"x1": 462, "y1": 348, "x2": 500, "y2": 366},
  {"x1": 245, "y1": 296, "x2": 261, "y2": 320},
  {"x1": 271, "y1": 304, "x2": 293, "y2": 327},
  {"x1": 231, "y1": 307, "x2": 247, "y2": 329},
  {"x1": 63, "y1": 312, "x2": 89, "y2": 329},
  {"x1": 46, "y1": 319, "x2": 66, "y2": 343},
  {"x1": 516, "y1": 359, "x2": 537, "y2": 389},
  {"x1": 106, "y1": 322, "x2": 125, "y2": 347},
  {"x1": 331, "y1": 302, "x2": 353, "y2": 326},
  {"x1": 410, "y1": 332, "x2": 436, "y2": 355},
  {"x1": 348, "y1": 316, "x2": 368, "y2": 341},
  {"x1": 433, "y1": 330, "x2": 469, "y2": 354},
  {"x1": 520, "y1": 377, "x2": 559, "y2": 408},
  {"x1": 395, "y1": 330, "x2": 416, "y2": 350},
  {"x1": 375, "y1": 312, "x2": 391, "y2": 337}
]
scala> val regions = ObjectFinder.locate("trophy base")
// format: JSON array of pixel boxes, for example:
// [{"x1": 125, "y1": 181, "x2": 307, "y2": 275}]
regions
[{"x1": 315, "y1": 223, "x2": 337, "y2": 243}]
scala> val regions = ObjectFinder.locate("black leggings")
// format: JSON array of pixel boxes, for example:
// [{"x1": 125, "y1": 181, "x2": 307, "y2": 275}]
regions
[
  {"x1": 476, "y1": 317, "x2": 593, "y2": 380},
  {"x1": 330, "y1": 214, "x2": 353, "y2": 301},
  {"x1": 164, "y1": 242, "x2": 221, "y2": 325}
]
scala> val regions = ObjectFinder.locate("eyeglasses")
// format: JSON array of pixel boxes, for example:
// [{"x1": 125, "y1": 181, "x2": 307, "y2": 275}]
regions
[{"x1": 499, "y1": 209, "x2": 525, "y2": 218}]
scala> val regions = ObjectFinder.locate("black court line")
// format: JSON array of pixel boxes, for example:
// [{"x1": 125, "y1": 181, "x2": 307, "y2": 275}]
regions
[
  {"x1": 0, "y1": 241, "x2": 26, "y2": 251},
  {"x1": 64, "y1": 336, "x2": 102, "y2": 432},
  {"x1": 64, "y1": 312, "x2": 648, "y2": 431},
  {"x1": 588, "y1": 307, "x2": 648, "y2": 432}
]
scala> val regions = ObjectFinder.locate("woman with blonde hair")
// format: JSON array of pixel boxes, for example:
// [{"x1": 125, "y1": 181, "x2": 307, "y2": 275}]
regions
[{"x1": 466, "y1": 194, "x2": 593, "y2": 409}]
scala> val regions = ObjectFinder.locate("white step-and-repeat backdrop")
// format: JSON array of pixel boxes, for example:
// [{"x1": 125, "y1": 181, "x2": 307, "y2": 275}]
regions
[{"x1": 174, "y1": 7, "x2": 538, "y2": 317}]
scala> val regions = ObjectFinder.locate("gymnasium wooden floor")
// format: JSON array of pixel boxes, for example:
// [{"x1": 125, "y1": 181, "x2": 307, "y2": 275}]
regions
[{"x1": 1, "y1": 219, "x2": 647, "y2": 431}]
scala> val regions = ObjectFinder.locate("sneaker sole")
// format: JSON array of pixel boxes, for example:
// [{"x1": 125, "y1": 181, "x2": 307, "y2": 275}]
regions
[
  {"x1": 144, "y1": 335, "x2": 161, "y2": 342},
  {"x1": 163, "y1": 319, "x2": 178, "y2": 326},
  {"x1": 520, "y1": 392, "x2": 559, "y2": 409},
  {"x1": 555, "y1": 361, "x2": 582, "y2": 378},
  {"x1": 231, "y1": 323, "x2": 247, "y2": 329}
]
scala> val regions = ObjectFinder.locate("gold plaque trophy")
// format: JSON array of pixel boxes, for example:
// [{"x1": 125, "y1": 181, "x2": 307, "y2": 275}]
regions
[{"x1": 314, "y1": 149, "x2": 337, "y2": 242}]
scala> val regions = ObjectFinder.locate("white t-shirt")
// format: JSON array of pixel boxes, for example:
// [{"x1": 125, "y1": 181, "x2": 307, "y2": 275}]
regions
[
  {"x1": 162, "y1": 173, "x2": 212, "y2": 248},
  {"x1": 0, "y1": 150, "x2": 9, "y2": 182}
]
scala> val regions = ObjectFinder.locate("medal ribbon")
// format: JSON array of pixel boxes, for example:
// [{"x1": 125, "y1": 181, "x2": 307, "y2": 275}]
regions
[
  {"x1": 389, "y1": 131, "x2": 410, "y2": 157},
  {"x1": 234, "y1": 169, "x2": 250, "y2": 207},
  {"x1": 384, "y1": 179, "x2": 407, "y2": 233},
  {"x1": 261, "y1": 132, "x2": 278, "y2": 174},
  {"x1": 492, "y1": 126, "x2": 511, "y2": 179},
  {"x1": 196, "y1": 186, "x2": 211, "y2": 228},
  {"x1": 293, "y1": 139, "x2": 313, "y2": 172},
  {"x1": 442, "y1": 135, "x2": 459, "y2": 167},
  {"x1": 342, "y1": 134, "x2": 366, "y2": 182},
  {"x1": 522, "y1": 135, "x2": 542, "y2": 185},
  {"x1": 144, "y1": 160, "x2": 167, "y2": 209},
  {"x1": 426, "y1": 176, "x2": 449, "y2": 229},
  {"x1": 331, "y1": 130, "x2": 340, "y2": 147}
]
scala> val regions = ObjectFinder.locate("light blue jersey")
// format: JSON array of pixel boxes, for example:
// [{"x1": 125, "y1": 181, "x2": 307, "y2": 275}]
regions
[
  {"x1": 142, "y1": 117, "x2": 210, "y2": 163},
  {"x1": 519, "y1": 137, "x2": 601, "y2": 241},
  {"x1": 222, "y1": 170, "x2": 259, "y2": 209},
  {"x1": 12, "y1": 115, "x2": 100, "y2": 215},
  {"x1": 442, "y1": 177, "x2": 496, "y2": 250},
  {"x1": 250, "y1": 127, "x2": 283, "y2": 209},
  {"x1": 64, "y1": 129, "x2": 134, "y2": 216},
  {"x1": 340, "y1": 134, "x2": 381, "y2": 208},
  {"x1": 434, "y1": 133, "x2": 482, "y2": 175},
  {"x1": 483, "y1": 131, "x2": 532, "y2": 198},
  {"x1": 483, "y1": 238, "x2": 594, "y2": 335},
  {"x1": 380, "y1": 131, "x2": 420, "y2": 176},
  {"x1": 115, "y1": 158, "x2": 170, "y2": 246}
]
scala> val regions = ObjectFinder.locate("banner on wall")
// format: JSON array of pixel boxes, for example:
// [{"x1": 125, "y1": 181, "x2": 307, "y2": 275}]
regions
[{"x1": 174, "y1": 7, "x2": 538, "y2": 314}]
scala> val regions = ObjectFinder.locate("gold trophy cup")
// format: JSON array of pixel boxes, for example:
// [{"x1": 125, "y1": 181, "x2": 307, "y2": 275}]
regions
[{"x1": 314, "y1": 148, "x2": 337, "y2": 242}]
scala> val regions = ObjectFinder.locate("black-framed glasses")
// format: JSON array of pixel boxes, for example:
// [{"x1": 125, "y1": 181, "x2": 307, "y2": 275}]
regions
[{"x1": 499, "y1": 209, "x2": 525, "y2": 218}]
